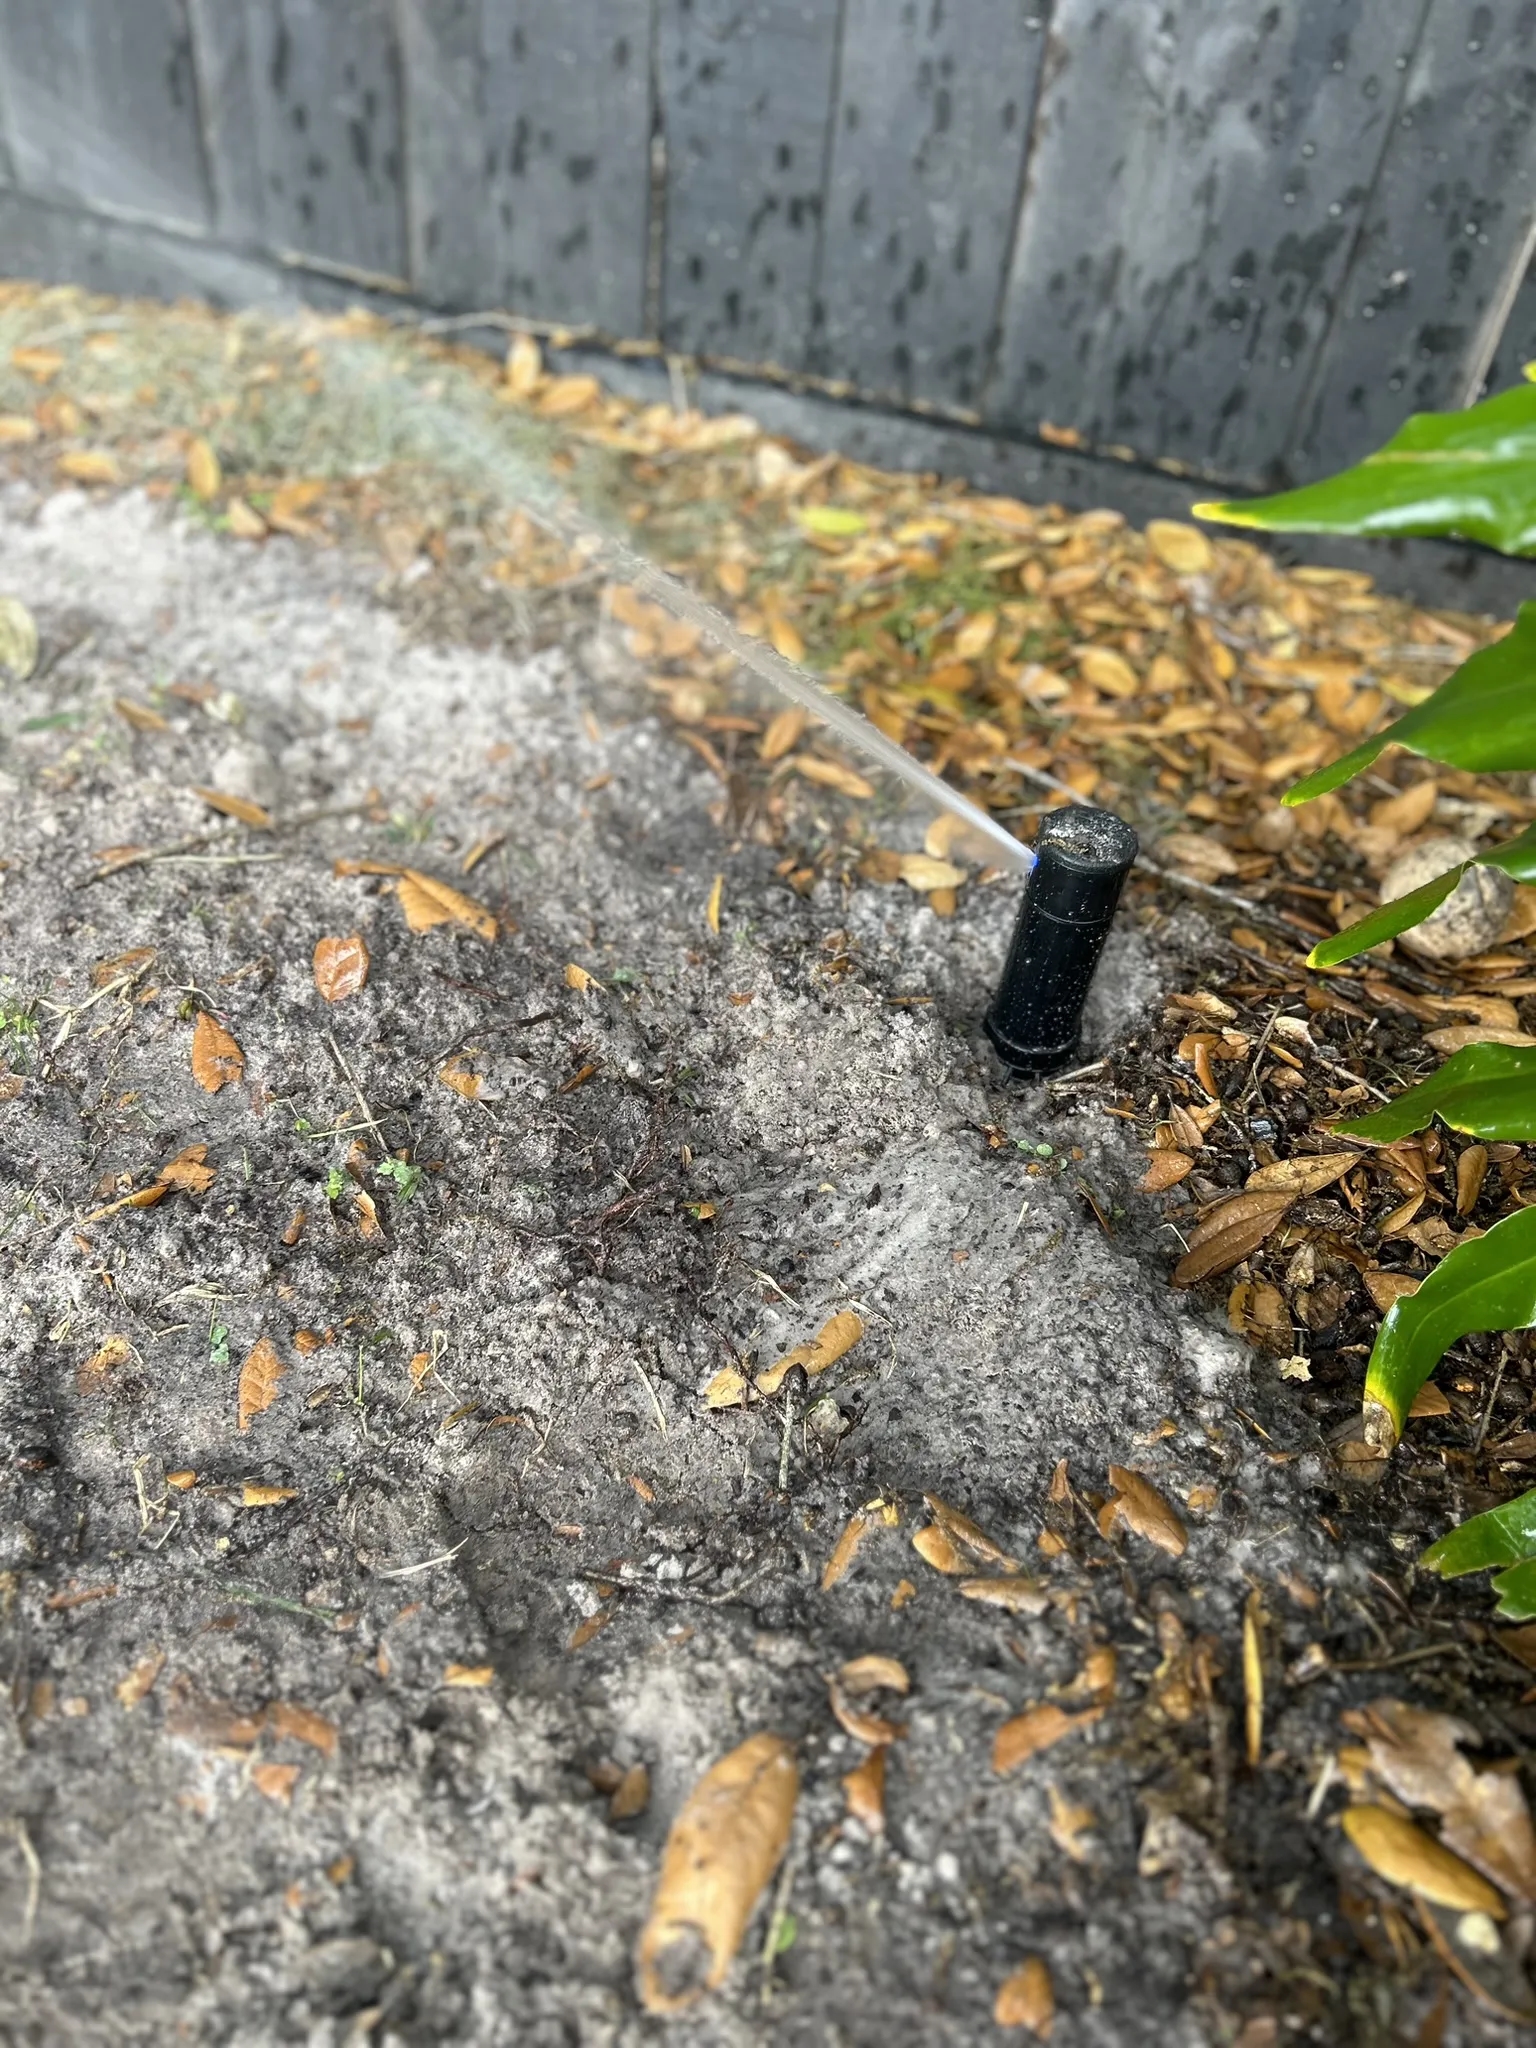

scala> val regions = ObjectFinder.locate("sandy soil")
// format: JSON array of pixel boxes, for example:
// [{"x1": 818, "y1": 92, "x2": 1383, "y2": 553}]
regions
[{"x1": 0, "y1": 479, "x2": 1527, "y2": 2047}]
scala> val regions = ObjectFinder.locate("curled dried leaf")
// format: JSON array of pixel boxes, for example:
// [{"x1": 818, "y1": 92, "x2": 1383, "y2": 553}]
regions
[
  {"x1": 827, "y1": 1674, "x2": 907, "y2": 1746},
  {"x1": 636, "y1": 1732, "x2": 798, "y2": 2014},
  {"x1": 912, "y1": 1523, "x2": 965, "y2": 1574},
  {"x1": 704, "y1": 1365, "x2": 749, "y2": 1410},
  {"x1": 1098, "y1": 1467, "x2": 1187, "y2": 1557},
  {"x1": 1140, "y1": 1149, "x2": 1194, "y2": 1193},
  {"x1": 793, "y1": 754, "x2": 876, "y2": 800},
  {"x1": 837, "y1": 1654, "x2": 909, "y2": 1697},
  {"x1": 925, "y1": 1493, "x2": 1020, "y2": 1570},
  {"x1": 994, "y1": 1703, "x2": 1102, "y2": 1775},
  {"x1": 1343, "y1": 1804, "x2": 1505, "y2": 1917},
  {"x1": 77, "y1": 1334, "x2": 132, "y2": 1394},
  {"x1": 822, "y1": 1508, "x2": 878, "y2": 1589},
  {"x1": 842, "y1": 1747, "x2": 886, "y2": 1834},
  {"x1": 760, "y1": 704, "x2": 808, "y2": 762},
  {"x1": 157, "y1": 1143, "x2": 215, "y2": 1194},
  {"x1": 755, "y1": 1310, "x2": 863, "y2": 1395},
  {"x1": 957, "y1": 1575, "x2": 1050, "y2": 1616}
]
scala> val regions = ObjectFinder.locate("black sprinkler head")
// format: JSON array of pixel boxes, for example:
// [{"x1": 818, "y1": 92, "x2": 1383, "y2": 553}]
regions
[{"x1": 985, "y1": 805, "x2": 1139, "y2": 1077}]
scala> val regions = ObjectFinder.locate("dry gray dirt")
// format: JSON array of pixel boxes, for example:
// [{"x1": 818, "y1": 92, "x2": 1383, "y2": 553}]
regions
[{"x1": 0, "y1": 479, "x2": 1526, "y2": 2047}]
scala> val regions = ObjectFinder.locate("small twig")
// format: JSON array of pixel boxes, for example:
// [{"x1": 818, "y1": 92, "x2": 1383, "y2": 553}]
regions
[
  {"x1": 325, "y1": 1031, "x2": 388, "y2": 1147},
  {"x1": 1331, "y1": 1641, "x2": 1464, "y2": 1674},
  {"x1": 1047, "y1": 1057, "x2": 1109, "y2": 1088},
  {"x1": 4, "y1": 1819, "x2": 40, "y2": 1944},
  {"x1": 72, "y1": 800, "x2": 370, "y2": 889},
  {"x1": 577, "y1": 1560, "x2": 779, "y2": 1608},
  {"x1": 1473, "y1": 1354, "x2": 1508, "y2": 1456},
  {"x1": 372, "y1": 1540, "x2": 468, "y2": 1580},
  {"x1": 633, "y1": 1356, "x2": 668, "y2": 1437}
]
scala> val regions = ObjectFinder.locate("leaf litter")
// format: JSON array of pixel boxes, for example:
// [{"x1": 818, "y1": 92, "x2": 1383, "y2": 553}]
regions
[{"x1": 6, "y1": 278, "x2": 1536, "y2": 2039}]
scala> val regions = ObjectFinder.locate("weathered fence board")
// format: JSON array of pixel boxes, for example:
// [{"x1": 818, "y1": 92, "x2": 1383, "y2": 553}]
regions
[
  {"x1": 657, "y1": 0, "x2": 842, "y2": 366},
  {"x1": 813, "y1": 0, "x2": 1046, "y2": 410},
  {"x1": 402, "y1": 0, "x2": 653, "y2": 331},
  {"x1": 989, "y1": 0, "x2": 1433, "y2": 483},
  {"x1": 3, "y1": 0, "x2": 1536, "y2": 496},
  {"x1": 1293, "y1": 3, "x2": 1536, "y2": 475},
  {"x1": 217, "y1": 0, "x2": 408, "y2": 283},
  {"x1": 0, "y1": 0, "x2": 210, "y2": 232}
]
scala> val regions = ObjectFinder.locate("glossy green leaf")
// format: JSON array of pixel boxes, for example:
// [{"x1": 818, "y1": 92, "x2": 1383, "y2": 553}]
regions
[
  {"x1": 1421, "y1": 1485, "x2": 1536, "y2": 1578},
  {"x1": 1192, "y1": 380, "x2": 1536, "y2": 554},
  {"x1": 1335, "y1": 1042, "x2": 1536, "y2": 1143},
  {"x1": 1305, "y1": 868, "x2": 1464, "y2": 968},
  {"x1": 1492, "y1": 1558, "x2": 1536, "y2": 1621},
  {"x1": 1362, "y1": 1205, "x2": 1536, "y2": 1447},
  {"x1": 1284, "y1": 604, "x2": 1536, "y2": 803},
  {"x1": 1303, "y1": 821, "x2": 1536, "y2": 965}
]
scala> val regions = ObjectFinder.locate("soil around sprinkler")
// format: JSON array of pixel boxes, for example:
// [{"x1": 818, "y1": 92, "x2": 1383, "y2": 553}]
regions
[{"x1": 0, "y1": 481, "x2": 1530, "y2": 2046}]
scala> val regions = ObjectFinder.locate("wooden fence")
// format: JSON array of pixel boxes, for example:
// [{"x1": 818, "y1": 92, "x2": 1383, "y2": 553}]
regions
[{"x1": 1, "y1": 0, "x2": 1535, "y2": 491}]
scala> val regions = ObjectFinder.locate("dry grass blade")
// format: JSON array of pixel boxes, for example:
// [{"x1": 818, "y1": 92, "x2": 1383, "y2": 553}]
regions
[
  {"x1": 1243, "y1": 1589, "x2": 1265, "y2": 1768},
  {"x1": 636, "y1": 1732, "x2": 798, "y2": 2014},
  {"x1": 237, "y1": 1337, "x2": 287, "y2": 1431}
]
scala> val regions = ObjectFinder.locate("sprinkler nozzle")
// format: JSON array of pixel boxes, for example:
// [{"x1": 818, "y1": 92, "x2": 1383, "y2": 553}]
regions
[{"x1": 985, "y1": 805, "x2": 1139, "y2": 1077}]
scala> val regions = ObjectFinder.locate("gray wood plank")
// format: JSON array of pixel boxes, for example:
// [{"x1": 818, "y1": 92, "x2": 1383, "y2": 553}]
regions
[
  {"x1": 0, "y1": 0, "x2": 212, "y2": 232},
  {"x1": 185, "y1": 0, "x2": 266, "y2": 240},
  {"x1": 987, "y1": 0, "x2": 1429, "y2": 487},
  {"x1": 1294, "y1": 3, "x2": 1536, "y2": 479},
  {"x1": 813, "y1": 0, "x2": 1047, "y2": 411},
  {"x1": 234, "y1": 0, "x2": 408, "y2": 282},
  {"x1": 657, "y1": 0, "x2": 842, "y2": 366},
  {"x1": 400, "y1": 0, "x2": 653, "y2": 331}
]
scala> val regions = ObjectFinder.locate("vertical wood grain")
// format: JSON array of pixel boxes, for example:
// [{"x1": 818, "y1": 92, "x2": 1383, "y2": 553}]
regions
[
  {"x1": 813, "y1": 0, "x2": 1048, "y2": 410},
  {"x1": 657, "y1": 0, "x2": 842, "y2": 366}
]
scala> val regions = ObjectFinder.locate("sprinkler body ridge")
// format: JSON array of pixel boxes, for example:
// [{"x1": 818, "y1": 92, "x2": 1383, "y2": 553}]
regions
[{"x1": 985, "y1": 805, "x2": 1139, "y2": 1077}]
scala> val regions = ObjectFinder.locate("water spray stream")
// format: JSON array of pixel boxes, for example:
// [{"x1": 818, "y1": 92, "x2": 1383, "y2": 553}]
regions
[{"x1": 328, "y1": 333, "x2": 1036, "y2": 879}]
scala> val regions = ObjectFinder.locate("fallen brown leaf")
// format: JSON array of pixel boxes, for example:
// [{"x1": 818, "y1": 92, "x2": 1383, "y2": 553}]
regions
[
  {"x1": 957, "y1": 1575, "x2": 1050, "y2": 1616},
  {"x1": 114, "y1": 695, "x2": 169, "y2": 733},
  {"x1": 442, "y1": 1663, "x2": 495, "y2": 1687},
  {"x1": 827, "y1": 1674, "x2": 907, "y2": 1746},
  {"x1": 237, "y1": 1337, "x2": 287, "y2": 1431},
  {"x1": 241, "y1": 1484, "x2": 297, "y2": 1507},
  {"x1": 838, "y1": 1654, "x2": 909, "y2": 1696},
  {"x1": 568, "y1": 1611, "x2": 612, "y2": 1652},
  {"x1": 252, "y1": 1762, "x2": 300, "y2": 1805},
  {"x1": 755, "y1": 1310, "x2": 863, "y2": 1395},
  {"x1": 923, "y1": 1492, "x2": 1021, "y2": 1570},
  {"x1": 396, "y1": 869, "x2": 497, "y2": 942},
  {"x1": 1343, "y1": 1804, "x2": 1505, "y2": 1917},
  {"x1": 353, "y1": 1190, "x2": 381, "y2": 1239},
  {"x1": 994, "y1": 1955, "x2": 1055, "y2": 2033},
  {"x1": 611, "y1": 1763, "x2": 651, "y2": 1821},
  {"x1": 1172, "y1": 1191, "x2": 1293, "y2": 1285},
  {"x1": 1098, "y1": 1467, "x2": 1187, "y2": 1556},
  {"x1": 1347, "y1": 1697, "x2": 1536, "y2": 1902},
  {"x1": 267, "y1": 1701, "x2": 338, "y2": 1757},
  {"x1": 822, "y1": 1507, "x2": 879, "y2": 1589},
  {"x1": 185, "y1": 436, "x2": 221, "y2": 500},
  {"x1": 115, "y1": 1649, "x2": 166, "y2": 1710},
  {"x1": 993, "y1": 1703, "x2": 1102, "y2": 1774},
  {"x1": 156, "y1": 1143, "x2": 215, "y2": 1194},
  {"x1": 77, "y1": 1334, "x2": 132, "y2": 1394},
  {"x1": 565, "y1": 961, "x2": 601, "y2": 993},
  {"x1": 58, "y1": 448, "x2": 123, "y2": 486},
  {"x1": 312, "y1": 932, "x2": 370, "y2": 1002},
  {"x1": 1245, "y1": 1152, "x2": 1360, "y2": 1198},
  {"x1": 190, "y1": 785, "x2": 273, "y2": 829},
  {"x1": 438, "y1": 1057, "x2": 484, "y2": 1100},
  {"x1": 792, "y1": 753, "x2": 876, "y2": 800},
  {"x1": 636, "y1": 1732, "x2": 798, "y2": 2014},
  {"x1": 760, "y1": 703, "x2": 808, "y2": 762},
  {"x1": 842, "y1": 1747, "x2": 886, "y2": 1834},
  {"x1": 1139, "y1": 1149, "x2": 1194, "y2": 1192},
  {"x1": 912, "y1": 1523, "x2": 966, "y2": 1574},
  {"x1": 190, "y1": 1012, "x2": 244, "y2": 1093}
]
